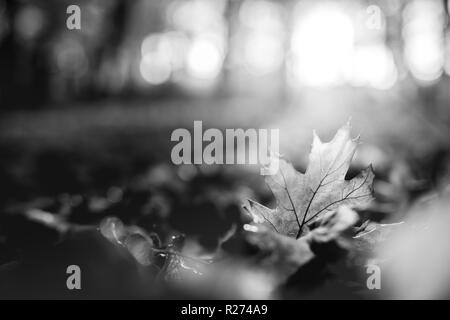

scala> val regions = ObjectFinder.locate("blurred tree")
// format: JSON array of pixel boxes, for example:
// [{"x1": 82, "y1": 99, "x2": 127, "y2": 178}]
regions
[
  {"x1": 0, "y1": 0, "x2": 137, "y2": 110},
  {"x1": 0, "y1": 0, "x2": 48, "y2": 109}
]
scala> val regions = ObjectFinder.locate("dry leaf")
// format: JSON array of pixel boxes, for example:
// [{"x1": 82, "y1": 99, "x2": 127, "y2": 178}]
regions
[{"x1": 244, "y1": 123, "x2": 374, "y2": 238}]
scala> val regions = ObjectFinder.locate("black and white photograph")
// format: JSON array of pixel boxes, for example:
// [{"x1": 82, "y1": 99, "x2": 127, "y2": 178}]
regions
[{"x1": 1, "y1": 0, "x2": 450, "y2": 303}]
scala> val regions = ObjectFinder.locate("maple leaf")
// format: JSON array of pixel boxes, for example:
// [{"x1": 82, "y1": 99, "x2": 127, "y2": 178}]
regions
[{"x1": 244, "y1": 123, "x2": 374, "y2": 238}]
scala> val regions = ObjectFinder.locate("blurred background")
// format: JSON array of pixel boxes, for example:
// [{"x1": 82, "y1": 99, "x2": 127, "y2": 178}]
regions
[
  {"x1": 1, "y1": 0, "x2": 450, "y2": 299},
  {"x1": 1, "y1": 0, "x2": 450, "y2": 164}
]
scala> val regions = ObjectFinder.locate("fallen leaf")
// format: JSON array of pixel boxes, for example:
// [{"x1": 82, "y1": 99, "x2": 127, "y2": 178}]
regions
[
  {"x1": 244, "y1": 123, "x2": 374, "y2": 238},
  {"x1": 231, "y1": 206, "x2": 361, "y2": 287},
  {"x1": 99, "y1": 216, "x2": 155, "y2": 266}
]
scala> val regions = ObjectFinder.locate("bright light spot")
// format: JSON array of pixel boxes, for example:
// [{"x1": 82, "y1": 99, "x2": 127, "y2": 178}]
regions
[
  {"x1": 403, "y1": 0, "x2": 444, "y2": 32},
  {"x1": 290, "y1": 3, "x2": 355, "y2": 86},
  {"x1": 243, "y1": 224, "x2": 259, "y2": 232},
  {"x1": 403, "y1": 0, "x2": 445, "y2": 83},
  {"x1": 347, "y1": 44, "x2": 398, "y2": 90},
  {"x1": 405, "y1": 35, "x2": 444, "y2": 82},
  {"x1": 167, "y1": 0, "x2": 227, "y2": 82},
  {"x1": 140, "y1": 33, "x2": 188, "y2": 85},
  {"x1": 186, "y1": 36, "x2": 224, "y2": 80}
]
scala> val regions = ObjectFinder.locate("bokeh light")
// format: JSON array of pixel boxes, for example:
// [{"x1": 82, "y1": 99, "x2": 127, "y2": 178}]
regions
[
  {"x1": 403, "y1": 0, "x2": 445, "y2": 83},
  {"x1": 140, "y1": 34, "x2": 173, "y2": 85},
  {"x1": 186, "y1": 36, "x2": 224, "y2": 80},
  {"x1": 166, "y1": 0, "x2": 227, "y2": 83},
  {"x1": 140, "y1": 53, "x2": 172, "y2": 85},
  {"x1": 140, "y1": 32, "x2": 189, "y2": 85},
  {"x1": 167, "y1": 0, "x2": 226, "y2": 36},
  {"x1": 347, "y1": 44, "x2": 398, "y2": 90},
  {"x1": 238, "y1": 0, "x2": 285, "y2": 76},
  {"x1": 289, "y1": 2, "x2": 355, "y2": 87},
  {"x1": 242, "y1": 34, "x2": 284, "y2": 75}
]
